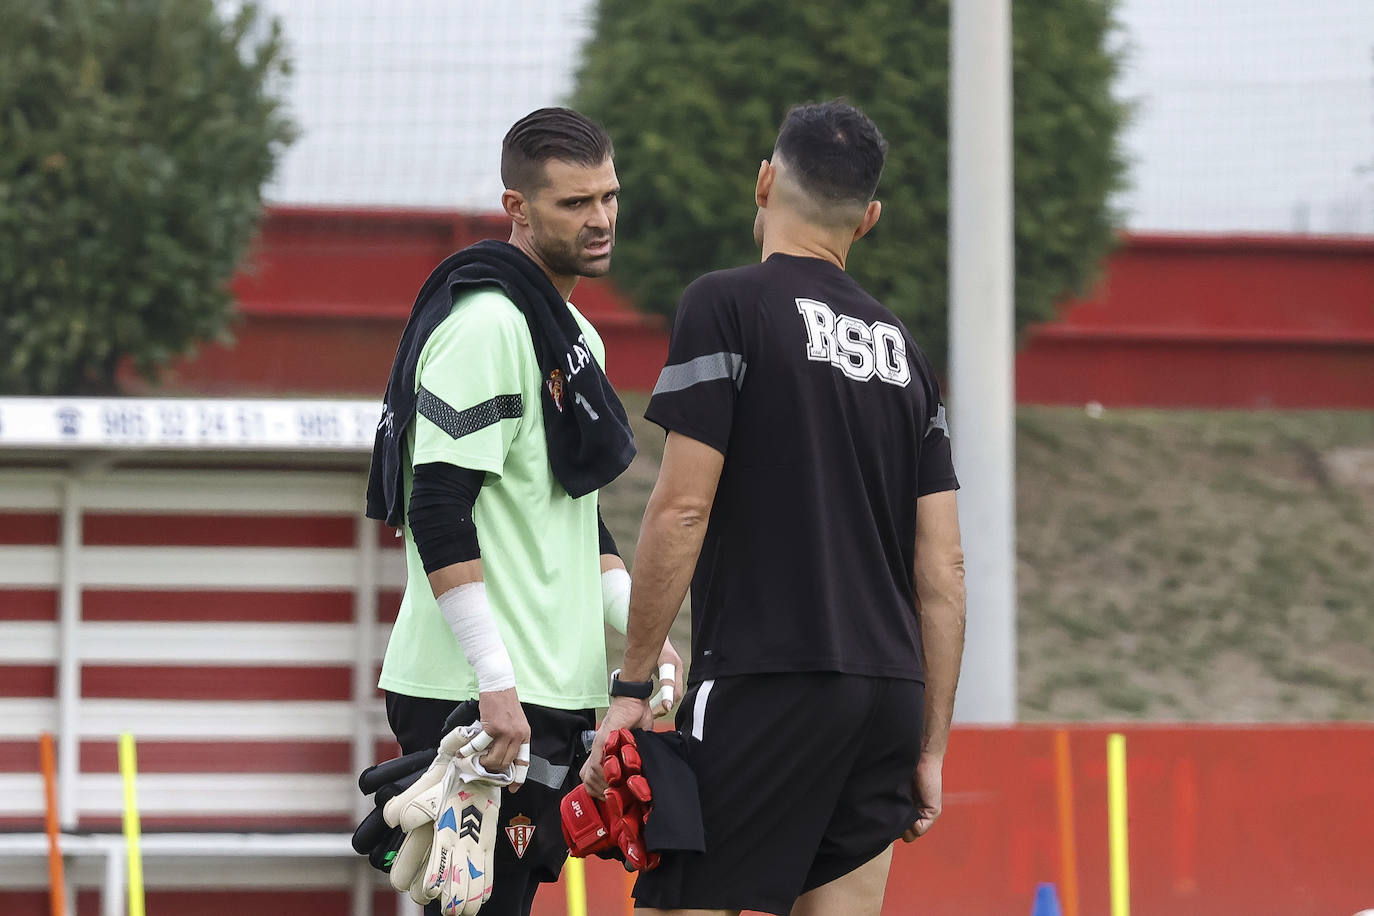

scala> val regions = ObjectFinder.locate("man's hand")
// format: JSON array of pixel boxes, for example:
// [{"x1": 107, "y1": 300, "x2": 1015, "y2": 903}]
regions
[
  {"x1": 579, "y1": 696, "x2": 651, "y2": 798},
  {"x1": 651, "y1": 639, "x2": 683, "y2": 718},
  {"x1": 478, "y1": 687, "x2": 530, "y2": 788},
  {"x1": 903, "y1": 753, "x2": 944, "y2": 841}
]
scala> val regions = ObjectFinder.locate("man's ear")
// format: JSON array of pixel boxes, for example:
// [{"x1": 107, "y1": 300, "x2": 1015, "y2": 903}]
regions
[
  {"x1": 502, "y1": 189, "x2": 529, "y2": 226},
  {"x1": 755, "y1": 160, "x2": 774, "y2": 208},
  {"x1": 853, "y1": 199, "x2": 882, "y2": 241}
]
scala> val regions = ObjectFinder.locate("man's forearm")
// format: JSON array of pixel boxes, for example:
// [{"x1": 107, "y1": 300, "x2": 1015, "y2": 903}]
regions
[
  {"x1": 619, "y1": 497, "x2": 708, "y2": 681},
  {"x1": 916, "y1": 567, "x2": 965, "y2": 759},
  {"x1": 427, "y1": 558, "x2": 484, "y2": 597},
  {"x1": 427, "y1": 559, "x2": 518, "y2": 696}
]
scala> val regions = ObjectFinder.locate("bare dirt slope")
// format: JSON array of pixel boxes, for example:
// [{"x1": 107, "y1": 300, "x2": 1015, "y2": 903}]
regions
[{"x1": 599, "y1": 395, "x2": 1374, "y2": 721}]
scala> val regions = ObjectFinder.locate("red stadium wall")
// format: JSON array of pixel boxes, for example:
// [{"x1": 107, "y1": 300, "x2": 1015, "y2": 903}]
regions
[
  {"x1": 1017, "y1": 234, "x2": 1374, "y2": 408},
  {"x1": 153, "y1": 207, "x2": 667, "y2": 396},
  {"x1": 145, "y1": 207, "x2": 1374, "y2": 408}
]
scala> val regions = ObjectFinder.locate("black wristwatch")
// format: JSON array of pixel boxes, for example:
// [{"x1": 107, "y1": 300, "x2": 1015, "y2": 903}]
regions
[{"x1": 609, "y1": 668, "x2": 654, "y2": 700}]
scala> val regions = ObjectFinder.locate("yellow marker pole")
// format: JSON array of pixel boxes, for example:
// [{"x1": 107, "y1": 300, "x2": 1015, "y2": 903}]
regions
[
  {"x1": 564, "y1": 855, "x2": 588, "y2": 916},
  {"x1": 1107, "y1": 733, "x2": 1130, "y2": 916},
  {"x1": 118, "y1": 733, "x2": 146, "y2": 916}
]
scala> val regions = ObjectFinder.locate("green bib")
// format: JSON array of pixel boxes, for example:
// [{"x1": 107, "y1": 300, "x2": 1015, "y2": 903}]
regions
[{"x1": 379, "y1": 288, "x2": 609, "y2": 709}]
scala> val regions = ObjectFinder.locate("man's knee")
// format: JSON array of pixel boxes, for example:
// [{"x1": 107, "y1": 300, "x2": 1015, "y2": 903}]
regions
[{"x1": 790, "y1": 845, "x2": 894, "y2": 916}]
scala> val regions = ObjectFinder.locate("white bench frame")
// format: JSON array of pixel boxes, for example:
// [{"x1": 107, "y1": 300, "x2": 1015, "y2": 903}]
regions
[
  {"x1": 0, "y1": 409, "x2": 421, "y2": 916},
  {"x1": 0, "y1": 832, "x2": 418, "y2": 916}
]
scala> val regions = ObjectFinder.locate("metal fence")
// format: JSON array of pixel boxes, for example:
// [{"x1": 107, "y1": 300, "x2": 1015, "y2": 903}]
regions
[{"x1": 255, "y1": 0, "x2": 1374, "y2": 235}]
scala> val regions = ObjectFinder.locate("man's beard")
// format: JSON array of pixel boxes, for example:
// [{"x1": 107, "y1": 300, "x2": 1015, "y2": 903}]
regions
[{"x1": 533, "y1": 227, "x2": 614, "y2": 279}]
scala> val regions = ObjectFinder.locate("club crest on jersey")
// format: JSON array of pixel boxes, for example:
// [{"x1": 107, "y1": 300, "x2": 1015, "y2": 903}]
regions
[
  {"x1": 505, "y1": 813, "x2": 535, "y2": 859},
  {"x1": 546, "y1": 368, "x2": 566, "y2": 412}
]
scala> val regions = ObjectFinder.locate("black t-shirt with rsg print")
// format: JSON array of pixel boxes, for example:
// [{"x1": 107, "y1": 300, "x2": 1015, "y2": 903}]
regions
[{"x1": 645, "y1": 253, "x2": 958, "y2": 686}]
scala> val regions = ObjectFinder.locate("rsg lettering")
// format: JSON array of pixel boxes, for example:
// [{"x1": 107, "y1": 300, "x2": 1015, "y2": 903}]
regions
[{"x1": 795, "y1": 298, "x2": 911, "y2": 387}]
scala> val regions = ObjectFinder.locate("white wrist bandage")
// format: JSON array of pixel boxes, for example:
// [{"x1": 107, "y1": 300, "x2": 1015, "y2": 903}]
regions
[
  {"x1": 602, "y1": 567, "x2": 631, "y2": 635},
  {"x1": 437, "y1": 582, "x2": 516, "y2": 694}
]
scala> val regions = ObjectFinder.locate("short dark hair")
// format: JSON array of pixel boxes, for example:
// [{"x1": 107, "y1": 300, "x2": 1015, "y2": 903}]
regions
[
  {"x1": 501, "y1": 107, "x2": 614, "y2": 193},
  {"x1": 773, "y1": 100, "x2": 888, "y2": 206}
]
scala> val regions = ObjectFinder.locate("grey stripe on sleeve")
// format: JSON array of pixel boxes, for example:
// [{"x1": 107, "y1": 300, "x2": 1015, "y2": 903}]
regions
[
  {"x1": 652, "y1": 352, "x2": 747, "y2": 397},
  {"x1": 927, "y1": 404, "x2": 949, "y2": 437}
]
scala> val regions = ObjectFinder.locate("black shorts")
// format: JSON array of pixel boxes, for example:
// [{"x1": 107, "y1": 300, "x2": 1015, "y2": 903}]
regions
[
  {"x1": 632, "y1": 673, "x2": 924, "y2": 916},
  {"x1": 384, "y1": 691, "x2": 594, "y2": 916}
]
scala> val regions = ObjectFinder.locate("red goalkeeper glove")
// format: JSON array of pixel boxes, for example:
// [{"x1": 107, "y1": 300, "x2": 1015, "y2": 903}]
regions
[{"x1": 560, "y1": 729, "x2": 659, "y2": 870}]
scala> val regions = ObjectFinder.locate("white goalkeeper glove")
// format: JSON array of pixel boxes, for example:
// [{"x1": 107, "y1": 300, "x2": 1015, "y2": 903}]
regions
[
  {"x1": 380, "y1": 723, "x2": 470, "y2": 895},
  {"x1": 423, "y1": 761, "x2": 500, "y2": 913},
  {"x1": 419, "y1": 731, "x2": 525, "y2": 914},
  {"x1": 394, "y1": 821, "x2": 435, "y2": 904},
  {"x1": 381, "y1": 722, "x2": 526, "y2": 900}
]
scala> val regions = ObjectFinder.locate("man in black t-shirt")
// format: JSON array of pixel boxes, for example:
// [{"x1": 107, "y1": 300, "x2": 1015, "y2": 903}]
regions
[{"x1": 582, "y1": 100, "x2": 967, "y2": 916}]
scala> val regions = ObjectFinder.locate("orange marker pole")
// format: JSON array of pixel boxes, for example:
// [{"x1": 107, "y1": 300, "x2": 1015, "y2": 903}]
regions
[
  {"x1": 39, "y1": 732, "x2": 66, "y2": 916},
  {"x1": 1053, "y1": 729, "x2": 1081, "y2": 916}
]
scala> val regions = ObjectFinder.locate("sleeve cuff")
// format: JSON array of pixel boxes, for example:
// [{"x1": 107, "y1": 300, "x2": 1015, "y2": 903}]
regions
[{"x1": 643, "y1": 407, "x2": 729, "y2": 457}]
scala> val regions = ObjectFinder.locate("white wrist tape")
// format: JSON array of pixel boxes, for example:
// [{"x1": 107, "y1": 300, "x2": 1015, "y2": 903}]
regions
[
  {"x1": 437, "y1": 582, "x2": 516, "y2": 694},
  {"x1": 602, "y1": 567, "x2": 631, "y2": 635}
]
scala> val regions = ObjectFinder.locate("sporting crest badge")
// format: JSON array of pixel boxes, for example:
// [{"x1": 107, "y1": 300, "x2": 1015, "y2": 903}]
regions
[
  {"x1": 505, "y1": 813, "x2": 535, "y2": 859},
  {"x1": 546, "y1": 369, "x2": 566, "y2": 413}
]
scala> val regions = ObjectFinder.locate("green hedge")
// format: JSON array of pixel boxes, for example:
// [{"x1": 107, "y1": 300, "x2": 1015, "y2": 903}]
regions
[{"x1": 0, "y1": 0, "x2": 294, "y2": 394}]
